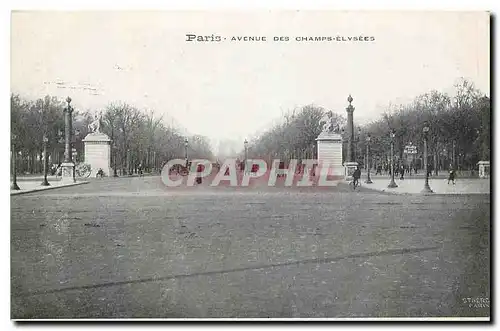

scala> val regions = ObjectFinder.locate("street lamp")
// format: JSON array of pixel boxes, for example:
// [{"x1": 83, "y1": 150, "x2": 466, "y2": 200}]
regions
[
  {"x1": 73, "y1": 129, "x2": 80, "y2": 163},
  {"x1": 184, "y1": 137, "x2": 189, "y2": 167},
  {"x1": 399, "y1": 144, "x2": 405, "y2": 180},
  {"x1": 244, "y1": 139, "x2": 248, "y2": 172},
  {"x1": 354, "y1": 127, "x2": 362, "y2": 163},
  {"x1": 365, "y1": 134, "x2": 373, "y2": 184},
  {"x1": 113, "y1": 143, "x2": 118, "y2": 177},
  {"x1": 11, "y1": 133, "x2": 20, "y2": 190},
  {"x1": 41, "y1": 134, "x2": 50, "y2": 186},
  {"x1": 422, "y1": 121, "x2": 434, "y2": 194},
  {"x1": 388, "y1": 130, "x2": 398, "y2": 188},
  {"x1": 341, "y1": 127, "x2": 346, "y2": 163},
  {"x1": 127, "y1": 148, "x2": 132, "y2": 175}
]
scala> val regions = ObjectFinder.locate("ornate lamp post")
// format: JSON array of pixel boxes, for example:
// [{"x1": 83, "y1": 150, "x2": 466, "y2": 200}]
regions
[
  {"x1": 61, "y1": 97, "x2": 76, "y2": 183},
  {"x1": 388, "y1": 130, "x2": 398, "y2": 188},
  {"x1": 344, "y1": 95, "x2": 359, "y2": 180},
  {"x1": 184, "y1": 137, "x2": 189, "y2": 167},
  {"x1": 41, "y1": 134, "x2": 50, "y2": 186},
  {"x1": 63, "y1": 97, "x2": 73, "y2": 163},
  {"x1": 346, "y1": 95, "x2": 355, "y2": 163},
  {"x1": 365, "y1": 134, "x2": 373, "y2": 184},
  {"x1": 244, "y1": 139, "x2": 248, "y2": 172},
  {"x1": 11, "y1": 133, "x2": 20, "y2": 190},
  {"x1": 422, "y1": 121, "x2": 434, "y2": 194}
]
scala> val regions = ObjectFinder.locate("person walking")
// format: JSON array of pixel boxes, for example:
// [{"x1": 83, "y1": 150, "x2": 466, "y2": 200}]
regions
[
  {"x1": 196, "y1": 163, "x2": 203, "y2": 184},
  {"x1": 448, "y1": 167, "x2": 456, "y2": 185},
  {"x1": 138, "y1": 163, "x2": 144, "y2": 177},
  {"x1": 352, "y1": 166, "x2": 361, "y2": 190}
]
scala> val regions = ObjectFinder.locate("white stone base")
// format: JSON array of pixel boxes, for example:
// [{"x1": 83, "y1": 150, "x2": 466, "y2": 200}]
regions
[
  {"x1": 344, "y1": 162, "x2": 359, "y2": 181},
  {"x1": 83, "y1": 132, "x2": 112, "y2": 177},
  {"x1": 60, "y1": 162, "x2": 76, "y2": 183},
  {"x1": 316, "y1": 132, "x2": 343, "y2": 179}
]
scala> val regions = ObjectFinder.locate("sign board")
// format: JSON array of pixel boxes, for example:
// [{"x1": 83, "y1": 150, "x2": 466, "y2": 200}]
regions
[{"x1": 404, "y1": 145, "x2": 418, "y2": 154}]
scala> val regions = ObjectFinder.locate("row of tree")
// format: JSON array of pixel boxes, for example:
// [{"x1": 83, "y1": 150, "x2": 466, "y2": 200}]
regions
[
  {"x1": 245, "y1": 79, "x2": 490, "y2": 174},
  {"x1": 10, "y1": 95, "x2": 214, "y2": 176}
]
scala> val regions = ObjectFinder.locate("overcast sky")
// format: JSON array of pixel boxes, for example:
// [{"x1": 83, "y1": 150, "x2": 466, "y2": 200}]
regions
[{"x1": 11, "y1": 11, "x2": 490, "y2": 146}]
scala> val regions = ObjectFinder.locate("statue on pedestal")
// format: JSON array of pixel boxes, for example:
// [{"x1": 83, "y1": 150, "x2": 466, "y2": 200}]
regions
[
  {"x1": 88, "y1": 112, "x2": 102, "y2": 134},
  {"x1": 320, "y1": 111, "x2": 340, "y2": 134}
]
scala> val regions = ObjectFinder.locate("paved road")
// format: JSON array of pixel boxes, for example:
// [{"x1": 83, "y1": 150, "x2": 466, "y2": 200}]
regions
[{"x1": 11, "y1": 176, "x2": 490, "y2": 318}]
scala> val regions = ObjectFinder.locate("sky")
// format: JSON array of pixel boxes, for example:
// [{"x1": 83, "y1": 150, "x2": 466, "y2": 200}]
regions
[{"x1": 11, "y1": 11, "x2": 490, "y2": 149}]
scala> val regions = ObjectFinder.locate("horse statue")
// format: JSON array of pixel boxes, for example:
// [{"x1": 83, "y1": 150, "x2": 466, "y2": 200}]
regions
[{"x1": 88, "y1": 113, "x2": 102, "y2": 133}]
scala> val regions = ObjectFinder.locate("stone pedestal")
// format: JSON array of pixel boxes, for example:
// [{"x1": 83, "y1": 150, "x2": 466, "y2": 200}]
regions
[
  {"x1": 316, "y1": 132, "x2": 343, "y2": 178},
  {"x1": 60, "y1": 162, "x2": 76, "y2": 183},
  {"x1": 478, "y1": 161, "x2": 490, "y2": 179},
  {"x1": 83, "y1": 132, "x2": 112, "y2": 177}
]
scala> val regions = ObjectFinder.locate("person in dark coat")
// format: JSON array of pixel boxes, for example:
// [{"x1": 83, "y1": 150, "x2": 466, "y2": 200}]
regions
[
  {"x1": 352, "y1": 166, "x2": 361, "y2": 189},
  {"x1": 196, "y1": 163, "x2": 203, "y2": 184},
  {"x1": 448, "y1": 168, "x2": 456, "y2": 185}
]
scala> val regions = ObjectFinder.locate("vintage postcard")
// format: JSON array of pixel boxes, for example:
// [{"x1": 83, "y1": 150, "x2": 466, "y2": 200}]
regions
[{"x1": 10, "y1": 10, "x2": 490, "y2": 320}]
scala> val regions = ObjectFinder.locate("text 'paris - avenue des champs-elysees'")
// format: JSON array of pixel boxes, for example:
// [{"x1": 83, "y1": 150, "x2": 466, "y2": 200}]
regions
[{"x1": 185, "y1": 34, "x2": 376, "y2": 42}]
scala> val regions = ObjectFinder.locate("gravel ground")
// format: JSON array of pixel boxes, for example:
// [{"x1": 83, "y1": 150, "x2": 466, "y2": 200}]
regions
[{"x1": 11, "y1": 176, "x2": 490, "y2": 318}]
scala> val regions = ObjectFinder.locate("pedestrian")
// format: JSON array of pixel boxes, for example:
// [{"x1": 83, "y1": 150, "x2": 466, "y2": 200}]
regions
[
  {"x1": 352, "y1": 166, "x2": 361, "y2": 190},
  {"x1": 138, "y1": 163, "x2": 144, "y2": 177},
  {"x1": 196, "y1": 163, "x2": 203, "y2": 184},
  {"x1": 448, "y1": 168, "x2": 456, "y2": 185}
]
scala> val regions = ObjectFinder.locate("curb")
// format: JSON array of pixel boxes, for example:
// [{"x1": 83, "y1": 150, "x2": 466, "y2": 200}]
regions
[
  {"x1": 341, "y1": 182, "x2": 490, "y2": 196},
  {"x1": 10, "y1": 181, "x2": 90, "y2": 196},
  {"x1": 116, "y1": 173, "x2": 157, "y2": 178}
]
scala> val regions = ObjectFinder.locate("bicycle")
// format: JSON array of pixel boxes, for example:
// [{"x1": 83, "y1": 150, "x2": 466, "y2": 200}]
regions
[{"x1": 350, "y1": 177, "x2": 361, "y2": 190}]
